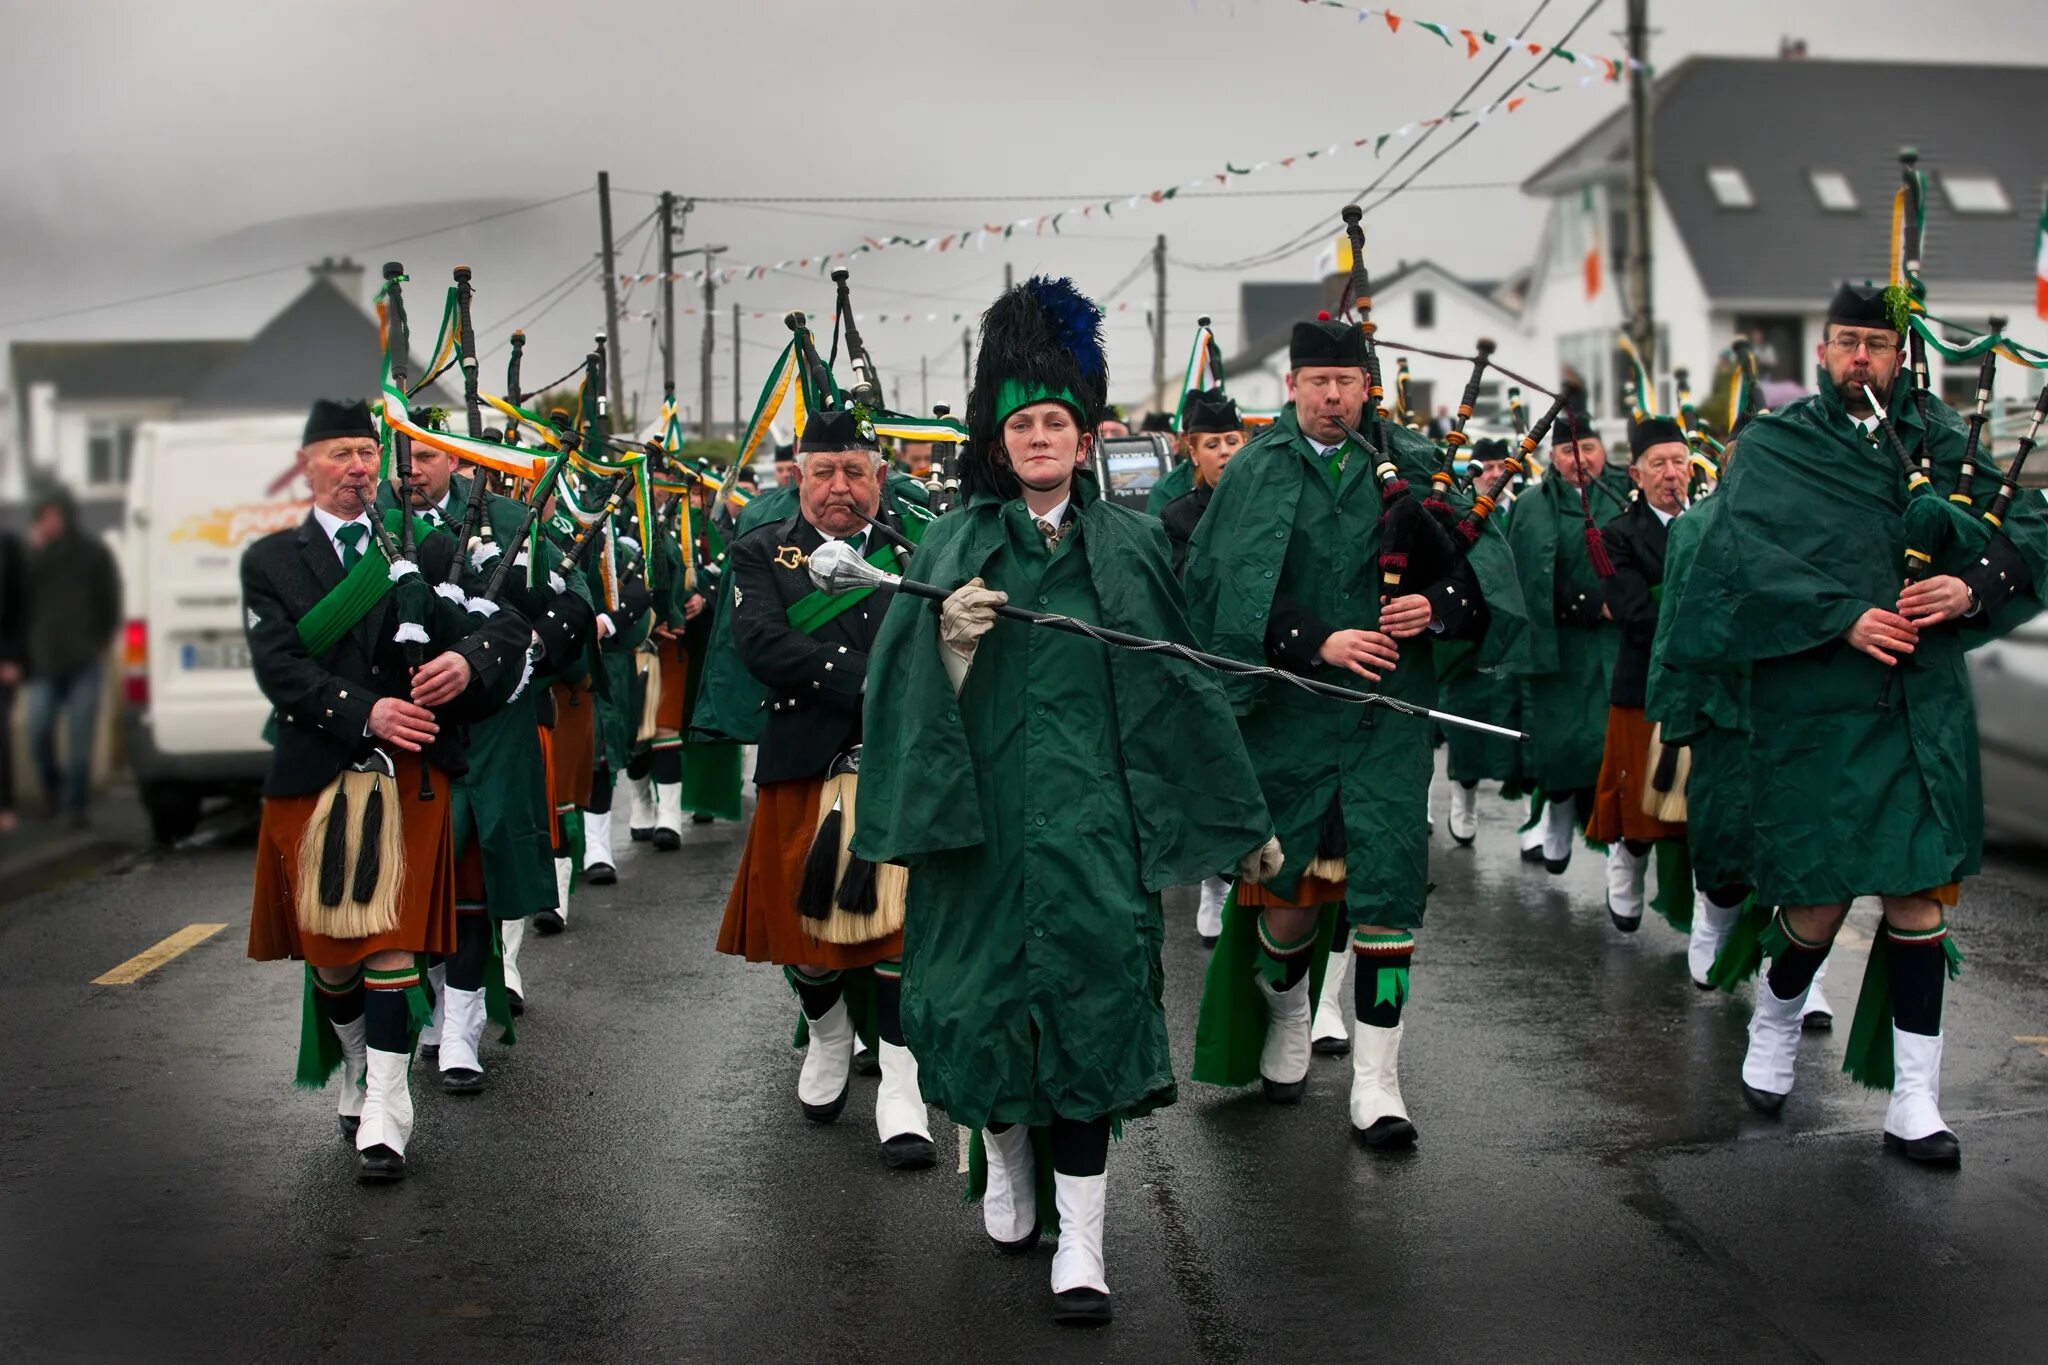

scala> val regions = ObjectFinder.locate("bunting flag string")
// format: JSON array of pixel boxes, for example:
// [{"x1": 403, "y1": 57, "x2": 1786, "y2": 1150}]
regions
[{"x1": 1292, "y1": 1, "x2": 1643, "y2": 81}]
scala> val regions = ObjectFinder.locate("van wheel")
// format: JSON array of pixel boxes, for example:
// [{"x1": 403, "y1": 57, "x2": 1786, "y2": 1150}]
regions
[{"x1": 142, "y1": 785, "x2": 203, "y2": 844}]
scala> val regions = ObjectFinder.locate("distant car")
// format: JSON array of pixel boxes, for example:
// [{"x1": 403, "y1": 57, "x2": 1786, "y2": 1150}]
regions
[
  {"x1": 1973, "y1": 612, "x2": 2048, "y2": 846},
  {"x1": 120, "y1": 416, "x2": 307, "y2": 841}
]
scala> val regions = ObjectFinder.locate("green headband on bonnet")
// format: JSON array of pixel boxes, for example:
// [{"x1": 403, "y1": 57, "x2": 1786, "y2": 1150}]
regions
[{"x1": 994, "y1": 378, "x2": 1086, "y2": 428}]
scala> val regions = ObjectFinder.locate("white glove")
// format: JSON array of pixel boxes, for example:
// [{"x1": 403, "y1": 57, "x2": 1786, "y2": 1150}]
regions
[
  {"x1": 1236, "y1": 836, "x2": 1284, "y2": 885},
  {"x1": 940, "y1": 577, "x2": 1006, "y2": 662}
]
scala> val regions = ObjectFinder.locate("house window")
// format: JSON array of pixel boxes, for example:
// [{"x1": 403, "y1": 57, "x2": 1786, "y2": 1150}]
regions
[
  {"x1": 1941, "y1": 172, "x2": 2011, "y2": 215},
  {"x1": 1706, "y1": 166, "x2": 1755, "y2": 209},
  {"x1": 86, "y1": 420, "x2": 136, "y2": 489},
  {"x1": 1413, "y1": 290, "x2": 1436, "y2": 329},
  {"x1": 1809, "y1": 170, "x2": 1858, "y2": 212}
]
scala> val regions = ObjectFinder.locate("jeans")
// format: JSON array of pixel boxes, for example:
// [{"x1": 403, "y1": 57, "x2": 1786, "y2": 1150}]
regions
[{"x1": 27, "y1": 661, "x2": 101, "y2": 814}]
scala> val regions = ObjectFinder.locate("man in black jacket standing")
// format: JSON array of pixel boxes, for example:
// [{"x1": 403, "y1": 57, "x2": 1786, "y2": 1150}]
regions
[
  {"x1": 23, "y1": 485, "x2": 120, "y2": 827},
  {"x1": 243, "y1": 398, "x2": 529, "y2": 1182},
  {"x1": 712, "y1": 407, "x2": 935, "y2": 1170}
]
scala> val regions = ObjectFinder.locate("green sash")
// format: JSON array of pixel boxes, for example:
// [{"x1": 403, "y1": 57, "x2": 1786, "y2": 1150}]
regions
[
  {"x1": 294, "y1": 511, "x2": 441, "y2": 658},
  {"x1": 783, "y1": 542, "x2": 902, "y2": 635}
]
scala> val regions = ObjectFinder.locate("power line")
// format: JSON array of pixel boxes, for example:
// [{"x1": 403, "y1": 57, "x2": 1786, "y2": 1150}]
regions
[
  {"x1": 0, "y1": 187, "x2": 595, "y2": 328},
  {"x1": 680, "y1": 181, "x2": 1527, "y2": 207}
]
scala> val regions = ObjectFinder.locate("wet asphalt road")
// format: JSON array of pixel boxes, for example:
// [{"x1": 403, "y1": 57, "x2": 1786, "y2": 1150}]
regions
[{"x1": 5, "y1": 771, "x2": 2048, "y2": 1364}]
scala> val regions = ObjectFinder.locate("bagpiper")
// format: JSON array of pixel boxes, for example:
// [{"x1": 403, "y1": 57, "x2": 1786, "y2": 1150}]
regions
[{"x1": 1439, "y1": 436, "x2": 1531, "y2": 848}]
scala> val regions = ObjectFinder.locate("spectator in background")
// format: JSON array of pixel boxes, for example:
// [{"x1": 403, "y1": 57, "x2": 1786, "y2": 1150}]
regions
[
  {"x1": 1096, "y1": 408, "x2": 1130, "y2": 441},
  {"x1": 0, "y1": 527, "x2": 24, "y2": 832},
  {"x1": 772, "y1": 443, "x2": 798, "y2": 489},
  {"x1": 24, "y1": 486, "x2": 121, "y2": 828}
]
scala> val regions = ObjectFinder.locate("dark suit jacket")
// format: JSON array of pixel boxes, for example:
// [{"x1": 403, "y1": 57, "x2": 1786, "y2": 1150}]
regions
[
  {"x1": 1160, "y1": 483, "x2": 1213, "y2": 580},
  {"x1": 1599, "y1": 496, "x2": 1671, "y2": 708},
  {"x1": 728, "y1": 510, "x2": 900, "y2": 786},
  {"x1": 241, "y1": 510, "x2": 531, "y2": 798}
]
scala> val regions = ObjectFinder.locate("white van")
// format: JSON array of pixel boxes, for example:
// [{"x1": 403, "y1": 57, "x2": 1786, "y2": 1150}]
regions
[{"x1": 121, "y1": 415, "x2": 308, "y2": 840}]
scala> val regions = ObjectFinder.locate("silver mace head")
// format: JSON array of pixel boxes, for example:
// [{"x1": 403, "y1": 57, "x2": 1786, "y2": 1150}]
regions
[{"x1": 808, "y1": 539, "x2": 900, "y2": 595}]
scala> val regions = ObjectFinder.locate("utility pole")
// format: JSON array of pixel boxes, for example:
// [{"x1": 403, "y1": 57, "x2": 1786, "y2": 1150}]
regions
[
  {"x1": 1152, "y1": 233, "x2": 1167, "y2": 416},
  {"x1": 1624, "y1": 0, "x2": 1655, "y2": 374},
  {"x1": 962, "y1": 327, "x2": 971, "y2": 397},
  {"x1": 659, "y1": 191, "x2": 677, "y2": 428},
  {"x1": 921, "y1": 354, "x2": 929, "y2": 414},
  {"x1": 732, "y1": 302, "x2": 742, "y2": 432},
  {"x1": 597, "y1": 171, "x2": 627, "y2": 423},
  {"x1": 700, "y1": 247, "x2": 726, "y2": 438},
  {"x1": 1004, "y1": 262, "x2": 1014, "y2": 293}
]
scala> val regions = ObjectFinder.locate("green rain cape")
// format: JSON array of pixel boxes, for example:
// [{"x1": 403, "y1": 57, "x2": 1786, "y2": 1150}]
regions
[
  {"x1": 852, "y1": 471, "x2": 1272, "y2": 1129},
  {"x1": 1146, "y1": 456, "x2": 1195, "y2": 516},
  {"x1": 1664, "y1": 372, "x2": 2048, "y2": 905}
]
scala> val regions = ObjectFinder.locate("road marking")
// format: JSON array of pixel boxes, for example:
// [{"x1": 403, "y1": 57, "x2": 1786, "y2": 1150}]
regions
[
  {"x1": 957, "y1": 1124, "x2": 972, "y2": 1174},
  {"x1": 93, "y1": 923, "x2": 227, "y2": 985},
  {"x1": 2016, "y1": 1036, "x2": 2048, "y2": 1058}
]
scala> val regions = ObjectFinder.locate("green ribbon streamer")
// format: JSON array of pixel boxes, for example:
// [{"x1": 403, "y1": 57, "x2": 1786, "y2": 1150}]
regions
[
  {"x1": 293, "y1": 965, "x2": 346, "y2": 1089},
  {"x1": 783, "y1": 543, "x2": 902, "y2": 635},
  {"x1": 1374, "y1": 965, "x2": 1410, "y2": 1009},
  {"x1": 1843, "y1": 928, "x2": 1963, "y2": 1091},
  {"x1": 293, "y1": 510, "x2": 443, "y2": 657}
]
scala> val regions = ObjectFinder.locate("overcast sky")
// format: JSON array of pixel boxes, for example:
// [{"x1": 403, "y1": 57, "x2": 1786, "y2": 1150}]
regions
[{"x1": 4, "y1": 0, "x2": 2042, "y2": 416}]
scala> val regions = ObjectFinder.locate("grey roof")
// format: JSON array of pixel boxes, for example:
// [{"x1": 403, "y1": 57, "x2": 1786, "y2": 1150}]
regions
[
  {"x1": 9, "y1": 339, "x2": 242, "y2": 404},
  {"x1": 183, "y1": 275, "x2": 451, "y2": 412},
  {"x1": 1524, "y1": 55, "x2": 2048, "y2": 305},
  {"x1": 1224, "y1": 262, "x2": 1432, "y2": 373}
]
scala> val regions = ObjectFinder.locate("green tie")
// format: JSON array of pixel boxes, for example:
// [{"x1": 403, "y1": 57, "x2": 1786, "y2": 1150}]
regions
[
  {"x1": 335, "y1": 522, "x2": 367, "y2": 571},
  {"x1": 845, "y1": 531, "x2": 866, "y2": 556},
  {"x1": 1325, "y1": 442, "x2": 1350, "y2": 486}
]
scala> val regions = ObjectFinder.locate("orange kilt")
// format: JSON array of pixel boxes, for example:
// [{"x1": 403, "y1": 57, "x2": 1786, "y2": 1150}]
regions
[
  {"x1": 715, "y1": 776, "x2": 903, "y2": 969},
  {"x1": 247, "y1": 752, "x2": 457, "y2": 969},
  {"x1": 1585, "y1": 704, "x2": 1686, "y2": 846},
  {"x1": 654, "y1": 639, "x2": 688, "y2": 738},
  {"x1": 549, "y1": 681, "x2": 597, "y2": 808},
  {"x1": 1238, "y1": 872, "x2": 1346, "y2": 909}
]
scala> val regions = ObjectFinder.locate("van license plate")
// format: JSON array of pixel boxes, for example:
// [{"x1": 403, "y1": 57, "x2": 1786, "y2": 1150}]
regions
[{"x1": 181, "y1": 641, "x2": 252, "y2": 671}]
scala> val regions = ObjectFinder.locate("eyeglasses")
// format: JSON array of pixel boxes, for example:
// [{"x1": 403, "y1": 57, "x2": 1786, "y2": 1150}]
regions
[{"x1": 1827, "y1": 334, "x2": 1898, "y2": 356}]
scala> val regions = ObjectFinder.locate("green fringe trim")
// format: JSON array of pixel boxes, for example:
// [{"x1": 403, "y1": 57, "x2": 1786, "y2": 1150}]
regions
[
  {"x1": 561, "y1": 808, "x2": 584, "y2": 894},
  {"x1": 485, "y1": 918, "x2": 516, "y2": 1047},
  {"x1": 1706, "y1": 894, "x2": 1767, "y2": 993},
  {"x1": 1190, "y1": 891, "x2": 1341, "y2": 1087},
  {"x1": 293, "y1": 965, "x2": 347, "y2": 1089},
  {"x1": 1651, "y1": 840, "x2": 1694, "y2": 932},
  {"x1": 1375, "y1": 966, "x2": 1410, "y2": 1009},
  {"x1": 1842, "y1": 926, "x2": 1963, "y2": 1092}
]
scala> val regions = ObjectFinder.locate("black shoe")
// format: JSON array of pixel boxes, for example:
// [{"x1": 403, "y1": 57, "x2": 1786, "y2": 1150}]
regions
[
  {"x1": 1692, "y1": 976, "x2": 1717, "y2": 992},
  {"x1": 1312, "y1": 1035, "x2": 1352, "y2": 1057},
  {"x1": 990, "y1": 1222, "x2": 1041, "y2": 1256},
  {"x1": 1359, "y1": 1116, "x2": 1419, "y2": 1151},
  {"x1": 1608, "y1": 903, "x2": 1641, "y2": 934},
  {"x1": 652, "y1": 828, "x2": 681, "y2": 851},
  {"x1": 338, "y1": 1114, "x2": 360, "y2": 1141},
  {"x1": 508, "y1": 989, "x2": 525, "y2": 1018},
  {"x1": 1519, "y1": 845, "x2": 1545, "y2": 864},
  {"x1": 1740, "y1": 1082, "x2": 1787, "y2": 1116},
  {"x1": 1884, "y1": 1128, "x2": 1961, "y2": 1168},
  {"x1": 1200, "y1": 934, "x2": 1219, "y2": 949},
  {"x1": 1052, "y1": 1288, "x2": 1113, "y2": 1326},
  {"x1": 442, "y1": 1067, "x2": 485, "y2": 1095},
  {"x1": 1261, "y1": 1077, "x2": 1306, "y2": 1105},
  {"x1": 881, "y1": 1133, "x2": 937, "y2": 1170},
  {"x1": 534, "y1": 909, "x2": 565, "y2": 936},
  {"x1": 852, "y1": 1046, "x2": 880, "y2": 1078},
  {"x1": 1803, "y1": 1009, "x2": 1834, "y2": 1033},
  {"x1": 691, "y1": 813, "x2": 714, "y2": 825},
  {"x1": 801, "y1": 1085, "x2": 849, "y2": 1122},
  {"x1": 357, "y1": 1145, "x2": 406, "y2": 1182},
  {"x1": 1544, "y1": 852, "x2": 1571, "y2": 875},
  {"x1": 419, "y1": 1043, "x2": 440, "y2": 1062},
  {"x1": 586, "y1": 862, "x2": 617, "y2": 886},
  {"x1": 629, "y1": 825, "x2": 653, "y2": 843}
]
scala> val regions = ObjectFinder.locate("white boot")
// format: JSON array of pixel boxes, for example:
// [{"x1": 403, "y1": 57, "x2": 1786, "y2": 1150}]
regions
[
  {"x1": 583, "y1": 810, "x2": 616, "y2": 883},
  {"x1": 1541, "y1": 795, "x2": 1575, "y2": 871},
  {"x1": 874, "y1": 1041, "x2": 936, "y2": 1168},
  {"x1": 1884, "y1": 1028, "x2": 1960, "y2": 1165},
  {"x1": 1050, "y1": 1171, "x2": 1111, "y2": 1318},
  {"x1": 437, "y1": 985, "x2": 487, "y2": 1090},
  {"x1": 1195, "y1": 877, "x2": 1227, "y2": 943},
  {"x1": 627, "y1": 772, "x2": 656, "y2": 840},
  {"x1": 1255, "y1": 968, "x2": 1314, "y2": 1102},
  {"x1": 417, "y1": 961, "x2": 447, "y2": 1049},
  {"x1": 357, "y1": 1045, "x2": 415, "y2": 1169},
  {"x1": 981, "y1": 1124, "x2": 1038, "y2": 1248},
  {"x1": 1605, "y1": 842, "x2": 1647, "y2": 931},
  {"x1": 1448, "y1": 781, "x2": 1478, "y2": 846},
  {"x1": 1687, "y1": 892, "x2": 1742, "y2": 988},
  {"x1": 539, "y1": 856, "x2": 571, "y2": 932},
  {"x1": 653, "y1": 781, "x2": 685, "y2": 850},
  {"x1": 333, "y1": 1015, "x2": 367, "y2": 1136},
  {"x1": 1519, "y1": 816, "x2": 1546, "y2": 864},
  {"x1": 501, "y1": 917, "x2": 527, "y2": 1004},
  {"x1": 1740, "y1": 975, "x2": 1807, "y2": 1114},
  {"x1": 1311, "y1": 947, "x2": 1352, "y2": 1055},
  {"x1": 797, "y1": 996, "x2": 854, "y2": 1120},
  {"x1": 1349, "y1": 1020, "x2": 1416, "y2": 1148},
  {"x1": 1803, "y1": 955, "x2": 1834, "y2": 1030}
]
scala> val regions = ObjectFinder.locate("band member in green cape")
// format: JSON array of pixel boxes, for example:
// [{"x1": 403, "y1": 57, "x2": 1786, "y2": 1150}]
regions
[
  {"x1": 569, "y1": 485, "x2": 654, "y2": 887},
  {"x1": 623, "y1": 488, "x2": 698, "y2": 849},
  {"x1": 1665, "y1": 282, "x2": 2048, "y2": 1166},
  {"x1": 852, "y1": 277, "x2": 1277, "y2": 1324},
  {"x1": 1440, "y1": 437, "x2": 1529, "y2": 847},
  {"x1": 1180, "y1": 318, "x2": 1526, "y2": 1147},
  {"x1": 1506, "y1": 412, "x2": 1632, "y2": 874}
]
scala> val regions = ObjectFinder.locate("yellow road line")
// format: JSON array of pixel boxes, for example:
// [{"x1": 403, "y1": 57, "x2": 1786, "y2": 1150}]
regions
[{"x1": 93, "y1": 923, "x2": 227, "y2": 985}]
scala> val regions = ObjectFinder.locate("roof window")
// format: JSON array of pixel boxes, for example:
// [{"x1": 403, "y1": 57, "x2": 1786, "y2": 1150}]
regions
[
  {"x1": 1809, "y1": 170, "x2": 1857, "y2": 212},
  {"x1": 1942, "y1": 172, "x2": 2011, "y2": 215},
  {"x1": 1706, "y1": 167, "x2": 1754, "y2": 210}
]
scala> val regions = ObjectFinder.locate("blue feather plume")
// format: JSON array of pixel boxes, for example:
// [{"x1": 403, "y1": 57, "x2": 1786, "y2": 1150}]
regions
[{"x1": 1021, "y1": 275, "x2": 1105, "y2": 380}]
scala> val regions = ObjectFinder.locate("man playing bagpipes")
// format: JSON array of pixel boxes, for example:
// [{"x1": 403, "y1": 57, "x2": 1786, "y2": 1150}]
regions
[
  {"x1": 1181, "y1": 313, "x2": 1526, "y2": 1147},
  {"x1": 1158, "y1": 386, "x2": 1249, "y2": 947},
  {"x1": 1440, "y1": 437, "x2": 1529, "y2": 849},
  {"x1": 1505, "y1": 409, "x2": 1633, "y2": 874},
  {"x1": 567, "y1": 473, "x2": 656, "y2": 889},
  {"x1": 389, "y1": 417, "x2": 597, "y2": 1084},
  {"x1": 243, "y1": 398, "x2": 532, "y2": 1182},
  {"x1": 1583, "y1": 414, "x2": 1694, "y2": 940},
  {"x1": 712, "y1": 401, "x2": 938, "y2": 1170},
  {"x1": 1664, "y1": 281, "x2": 2048, "y2": 1166}
]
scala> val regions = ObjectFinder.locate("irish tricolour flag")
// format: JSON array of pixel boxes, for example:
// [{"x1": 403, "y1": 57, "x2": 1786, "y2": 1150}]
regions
[{"x1": 2036, "y1": 193, "x2": 2048, "y2": 320}]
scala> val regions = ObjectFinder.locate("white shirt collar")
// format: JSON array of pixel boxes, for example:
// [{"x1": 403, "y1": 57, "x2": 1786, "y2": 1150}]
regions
[
  {"x1": 312, "y1": 503, "x2": 371, "y2": 541},
  {"x1": 1305, "y1": 435, "x2": 1342, "y2": 456},
  {"x1": 1029, "y1": 495, "x2": 1072, "y2": 529},
  {"x1": 1650, "y1": 503, "x2": 1677, "y2": 527}
]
